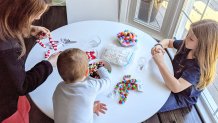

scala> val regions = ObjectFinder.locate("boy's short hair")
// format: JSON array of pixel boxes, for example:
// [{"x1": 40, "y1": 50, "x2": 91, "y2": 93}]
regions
[{"x1": 57, "y1": 48, "x2": 88, "y2": 83}]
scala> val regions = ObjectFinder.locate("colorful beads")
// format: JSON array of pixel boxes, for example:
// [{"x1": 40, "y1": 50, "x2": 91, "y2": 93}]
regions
[
  {"x1": 89, "y1": 62, "x2": 105, "y2": 79},
  {"x1": 117, "y1": 30, "x2": 137, "y2": 47},
  {"x1": 114, "y1": 75, "x2": 138, "y2": 104},
  {"x1": 86, "y1": 51, "x2": 97, "y2": 60}
]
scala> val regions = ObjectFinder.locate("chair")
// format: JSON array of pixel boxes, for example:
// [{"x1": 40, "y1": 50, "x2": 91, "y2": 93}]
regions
[
  {"x1": 66, "y1": 0, "x2": 120, "y2": 24},
  {"x1": 2, "y1": 96, "x2": 30, "y2": 123}
]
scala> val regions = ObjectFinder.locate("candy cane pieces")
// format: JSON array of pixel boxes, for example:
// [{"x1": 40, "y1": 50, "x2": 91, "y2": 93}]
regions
[
  {"x1": 36, "y1": 33, "x2": 47, "y2": 48},
  {"x1": 49, "y1": 37, "x2": 58, "y2": 51},
  {"x1": 35, "y1": 33, "x2": 59, "y2": 58},
  {"x1": 45, "y1": 50, "x2": 51, "y2": 58},
  {"x1": 36, "y1": 39, "x2": 46, "y2": 48}
]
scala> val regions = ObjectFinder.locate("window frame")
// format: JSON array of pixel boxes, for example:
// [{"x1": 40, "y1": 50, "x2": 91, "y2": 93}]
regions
[{"x1": 120, "y1": 0, "x2": 185, "y2": 40}]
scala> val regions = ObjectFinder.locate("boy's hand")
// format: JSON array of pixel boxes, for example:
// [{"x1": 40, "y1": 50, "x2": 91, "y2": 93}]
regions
[
  {"x1": 93, "y1": 101, "x2": 107, "y2": 116},
  {"x1": 30, "y1": 25, "x2": 50, "y2": 39}
]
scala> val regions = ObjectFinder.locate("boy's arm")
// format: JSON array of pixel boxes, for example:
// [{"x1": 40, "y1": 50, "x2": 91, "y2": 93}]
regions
[
  {"x1": 89, "y1": 67, "x2": 111, "y2": 94},
  {"x1": 98, "y1": 67, "x2": 110, "y2": 79}
]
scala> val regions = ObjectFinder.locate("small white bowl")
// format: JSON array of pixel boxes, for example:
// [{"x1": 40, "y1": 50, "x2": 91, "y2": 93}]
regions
[{"x1": 88, "y1": 59, "x2": 112, "y2": 79}]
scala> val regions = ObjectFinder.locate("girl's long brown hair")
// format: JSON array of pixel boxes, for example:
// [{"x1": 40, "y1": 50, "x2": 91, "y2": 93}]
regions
[
  {"x1": 177, "y1": 19, "x2": 218, "y2": 90},
  {"x1": 0, "y1": 0, "x2": 51, "y2": 58}
]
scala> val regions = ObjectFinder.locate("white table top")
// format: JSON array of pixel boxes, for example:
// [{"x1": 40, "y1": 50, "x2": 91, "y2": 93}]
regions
[{"x1": 25, "y1": 20, "x2": 173, "y2": 123}]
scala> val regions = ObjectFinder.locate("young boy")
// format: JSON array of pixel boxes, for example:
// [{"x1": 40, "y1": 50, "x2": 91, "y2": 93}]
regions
[{"x1": 53, "y1": 48, "x2": 111, "y2": 123}]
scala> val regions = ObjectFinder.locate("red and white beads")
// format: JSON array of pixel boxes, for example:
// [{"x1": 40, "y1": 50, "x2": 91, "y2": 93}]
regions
[
  {"x1": 44, "y1": 50, "x2": 51, "y2": 58},
  {"x1": 36, "y1": 39, "x2": 46, "y2": 48},
  {"x1": 86, "y1": 51, "x2": 97, "y2": 60},
  {"x1": 49, "y1": 37, "x2": 58, "y2": 51}
]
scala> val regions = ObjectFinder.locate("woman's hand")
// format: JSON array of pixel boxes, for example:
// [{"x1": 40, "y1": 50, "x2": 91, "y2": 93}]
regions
[
  {"x1": 151, "y1": 44, "x2": 165, "y2": 55},
  {"x1": 93, "y1": 101, "x2": 107, "y2": 116},
  {"x1": 30, "y1": 25, "x2": 50, "y2": 39},
  {"x1": 48, "y1": 52, "x2": 62, "y2": 67}
]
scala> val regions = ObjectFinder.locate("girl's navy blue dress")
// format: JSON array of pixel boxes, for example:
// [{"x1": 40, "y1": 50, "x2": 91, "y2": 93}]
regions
[{"x1": 159, "y1": 40, "x2": 201, "y2": 112}]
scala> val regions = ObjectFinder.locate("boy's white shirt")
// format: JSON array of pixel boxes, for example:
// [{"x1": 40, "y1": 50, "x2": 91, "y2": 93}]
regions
[{"x1": 53, "y1": 67, "x2": 111, "y2": 123}]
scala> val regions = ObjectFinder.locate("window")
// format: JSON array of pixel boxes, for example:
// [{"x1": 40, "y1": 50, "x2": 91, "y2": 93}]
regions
[
  {"x1": 136, "y1": 0, "x2": 168, "y2": 31},
  {"x1": 120, "y1": 0, "x2": 185, "y2": 39}
]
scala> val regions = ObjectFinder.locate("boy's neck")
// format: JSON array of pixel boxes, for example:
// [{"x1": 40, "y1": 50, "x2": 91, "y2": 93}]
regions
[
  {"x1": 64, "y1": 76, "x2": 87, "y2": 84},
  {"x1": 77, "y1": 76, "x2": 86, "y2": 82}
]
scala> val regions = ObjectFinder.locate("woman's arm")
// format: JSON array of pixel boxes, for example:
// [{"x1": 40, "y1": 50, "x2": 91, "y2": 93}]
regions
[
  {"x1": 30, "y1": 25, "x2": 50, "y2": 38},
  {"x1": 0, "y1": 49, "x2": 53, "y2": 95},
  {"x1": 21, "y1": 61, "x2": 53, "y2": 94}
]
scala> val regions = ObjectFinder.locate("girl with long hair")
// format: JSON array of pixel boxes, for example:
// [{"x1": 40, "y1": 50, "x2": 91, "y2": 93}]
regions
[{"x1": 151, "y1": 19, "x2": 218, "y2": 112}]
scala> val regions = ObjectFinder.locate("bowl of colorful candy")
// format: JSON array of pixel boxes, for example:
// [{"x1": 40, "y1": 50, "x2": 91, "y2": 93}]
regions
[
  {"x1": 88, "y1": 59, "x2": 111, "y2": 79},
  {"x1": 117, "y1": 30, "x2": 138, "y2": 47}
]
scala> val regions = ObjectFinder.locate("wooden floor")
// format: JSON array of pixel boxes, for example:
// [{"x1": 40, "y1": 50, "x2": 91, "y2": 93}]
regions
[{"x1": 27, "y1": 6, "x2": 204, "y2": 123}]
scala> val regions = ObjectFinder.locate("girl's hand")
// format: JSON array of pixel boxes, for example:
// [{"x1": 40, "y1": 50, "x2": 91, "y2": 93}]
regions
[
  {"x1": 30, "y1": 25, "x2": 50, "y2": 39},
  {"x1": 152, "y1": 50, "x2": 165, "y2": 65},
  {"x1": 151, "y1": 44, "x2": 165, "y2": 55},
  {"x1": 93, "y1": 101, "x2": 107, "y2": 116},
  {"x1": 48, "y1": 52, "x2": 62, "y2": 67}
]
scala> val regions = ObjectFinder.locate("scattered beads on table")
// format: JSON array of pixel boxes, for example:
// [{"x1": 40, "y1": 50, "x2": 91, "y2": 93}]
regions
[
  {"x1": 117, "y1": 30, "x2": 137, "y2": 47},
  {"x1": 114, "y1": 75, "x2": 139, "y2": 104},
  {"x1": 86, "y1": 51, "x2": 97, "y2": 60},
  {"x1": 89, "y1": 62, "x2": 105, "y2": 79}
]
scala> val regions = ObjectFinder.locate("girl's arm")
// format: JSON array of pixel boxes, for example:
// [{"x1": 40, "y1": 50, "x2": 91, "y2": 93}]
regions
[
  {"x1": 158, "y1": 39, "x2": 175, "y2": 48},
  {"x1": 153, "y1": 52, "x2": 192, "y2": 93},
  {"x1": 151, "y1": 39, "x2": 175, "y2": 55}
]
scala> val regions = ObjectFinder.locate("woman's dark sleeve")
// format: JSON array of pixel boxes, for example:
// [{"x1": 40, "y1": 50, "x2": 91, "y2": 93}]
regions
[
  {"x1": 0, "y1": 49, "x2": 53, "y2": 95},
  {"x1": 22, "y1": 61, "x2": 53, "y2": 94}
]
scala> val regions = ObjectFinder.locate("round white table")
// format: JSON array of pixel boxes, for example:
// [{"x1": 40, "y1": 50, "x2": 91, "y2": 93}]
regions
[{"x1": 25, "y1": 20, "x2": 173, "y2": 123}]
